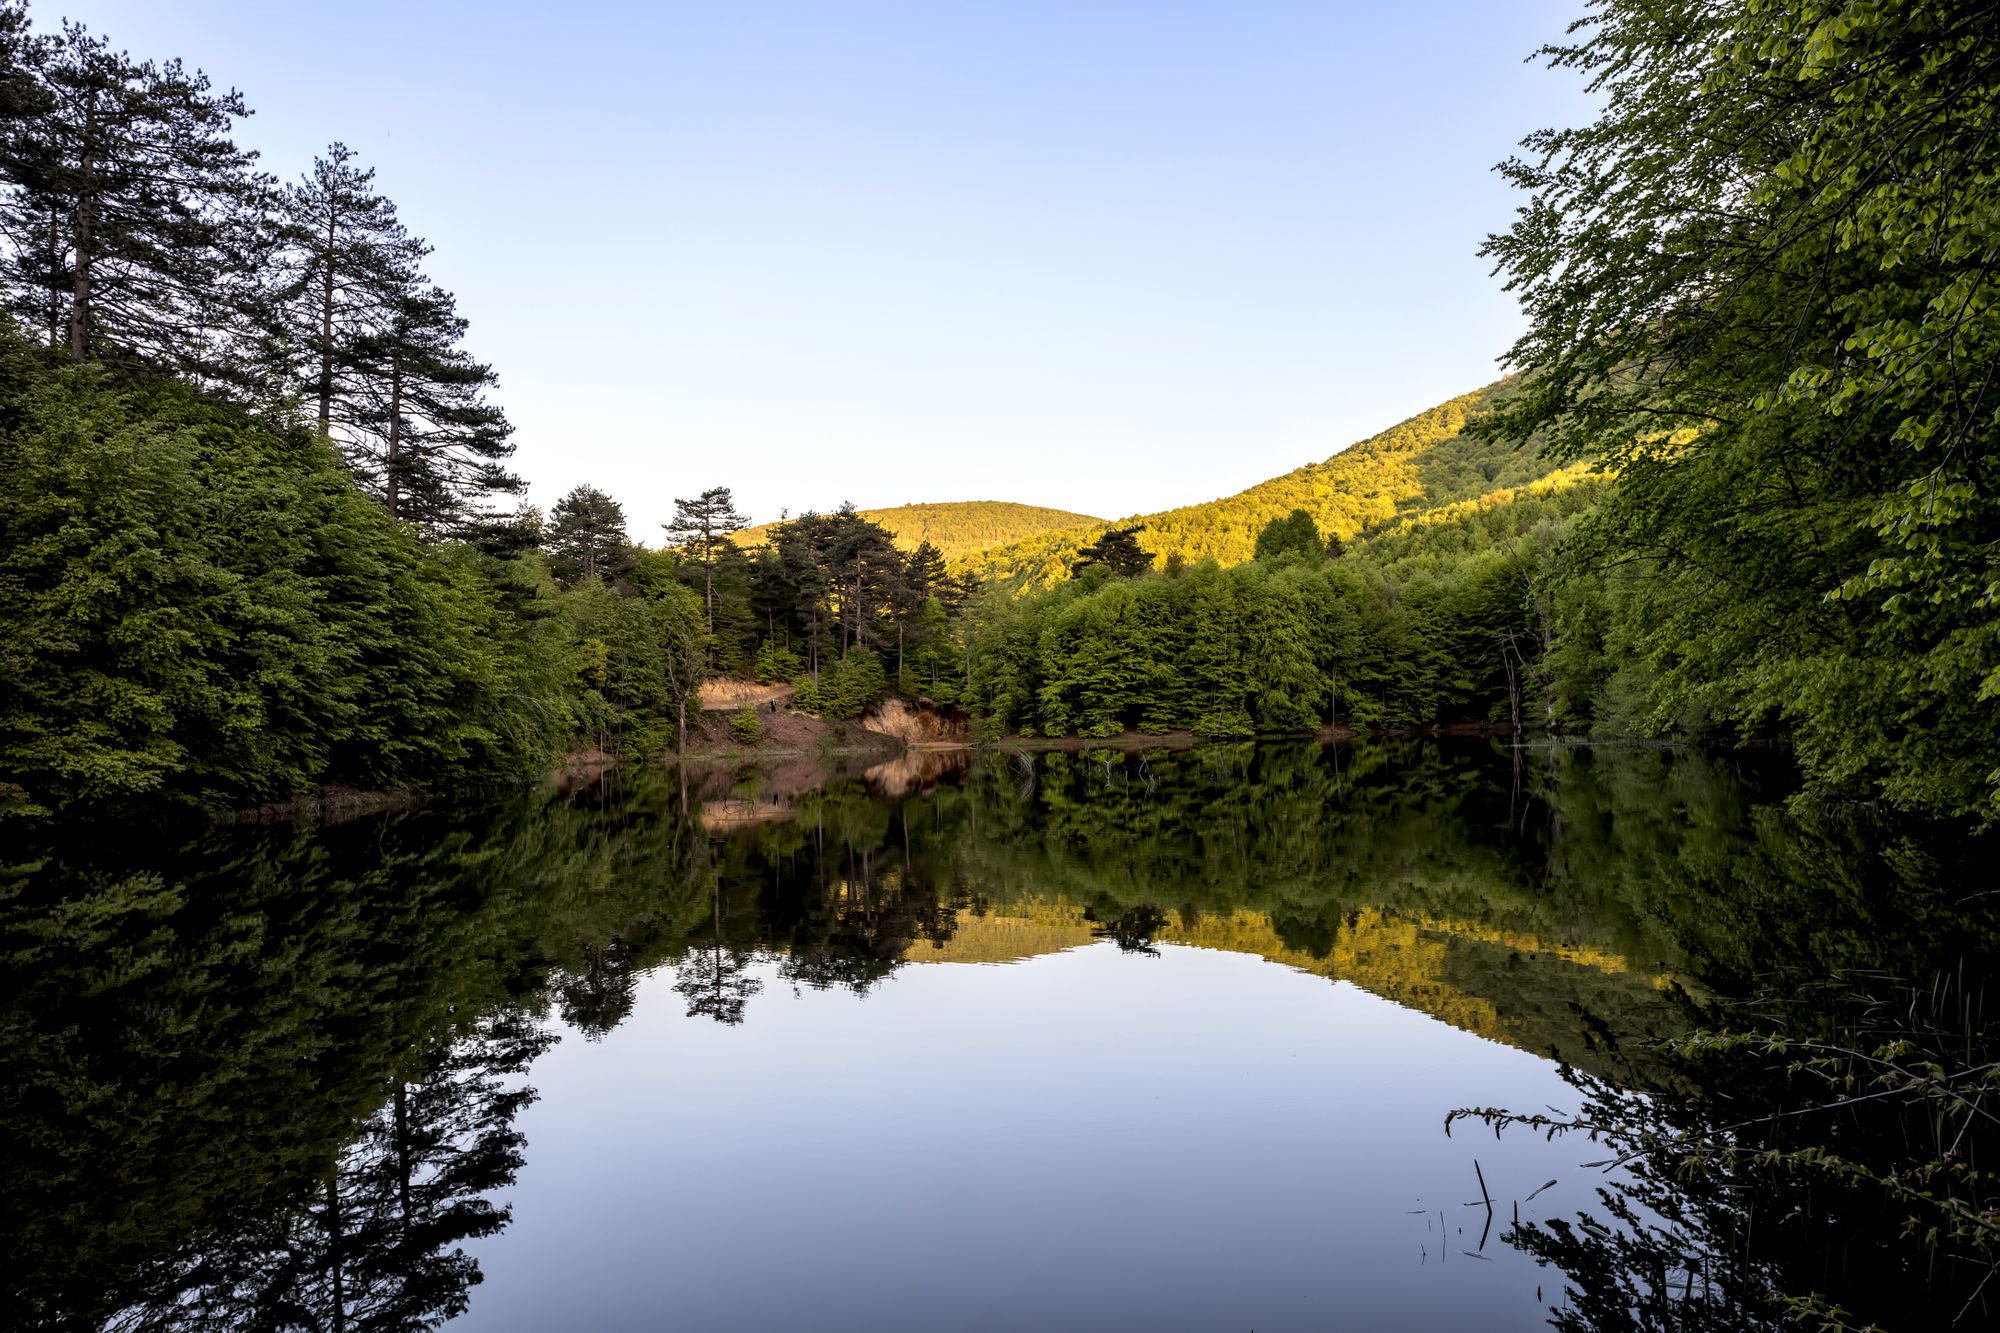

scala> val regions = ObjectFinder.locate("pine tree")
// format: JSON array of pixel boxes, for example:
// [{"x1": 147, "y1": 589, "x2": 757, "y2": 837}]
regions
[
  {"x1": 271, "y1": 142, "x2": 426, "y2": 449},
  {"x1": 354, "y1": 281, "x2": 518, "y2": 533},
  {"x1": 546, "y1": 484, "x2": 630, "y2": 585},
  {"x1": 0, "y1": 19, "x2": 268, "y2": 379},
  {"x1": 1072, "y1": 525, "x2": 1154, "y2": 577},
  {"x1": 891, "y1": 540, "x2": 951, "y2": 684},
  {"x1": 663, "y1": 485, "x2": 749, "y2": 636}
]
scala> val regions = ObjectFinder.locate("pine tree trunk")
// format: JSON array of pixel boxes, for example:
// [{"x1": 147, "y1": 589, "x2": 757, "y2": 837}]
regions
[
  {"x1": 317, "y1": 205, "x2": 337, "y2": 435},
  {"x1": 386, "y1": 357, "x2": 403, "y2": 520},
  {"x1": 45, "y1": 202, "x2": 62, "y2": 351},
  {"x1": 68, "y1": 146, "x2": 95, "y2": 359}
]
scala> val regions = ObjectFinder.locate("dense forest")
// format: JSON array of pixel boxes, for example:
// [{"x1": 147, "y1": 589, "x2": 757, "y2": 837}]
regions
[{"x1": 962, "y1": 471, "x2": 1606, "y2": 739}]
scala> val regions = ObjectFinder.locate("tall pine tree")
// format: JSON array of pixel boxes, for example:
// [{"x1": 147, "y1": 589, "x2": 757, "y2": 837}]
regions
[
  {"x1": 271, "y1": 142, "x2": 426, "y2": 445},
  {"x1": 0, "y1": 18, "x2": 268, "y2": 381},
  {"x1": 353, "y1": 281, "x2": 518, "y2": 533},
  {"x1": 664, "y1": 486, "x2": 749, "y2": 636},
  {"x1": 546, "y1": 484, "x2": 630, "y2": 585}
]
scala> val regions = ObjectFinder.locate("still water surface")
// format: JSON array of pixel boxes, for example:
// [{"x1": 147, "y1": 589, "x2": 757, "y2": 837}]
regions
[{"x1": 7, "y1": 740, "x2": 1974, "y2": 1331}]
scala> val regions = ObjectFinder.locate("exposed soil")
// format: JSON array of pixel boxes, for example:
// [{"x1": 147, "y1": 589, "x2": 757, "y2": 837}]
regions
[
  {"x1": 697, "y1": 678, "x2": 796, "y2": 711},
  {"x1": 861, "y1": 698, "x2": 972, "y2": 746},
  {"x1": 677, "y1": 706, "x2": 901, "y2": 763}
]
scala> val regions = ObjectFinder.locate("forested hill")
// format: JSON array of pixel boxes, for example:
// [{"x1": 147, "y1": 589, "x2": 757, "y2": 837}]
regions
[
  {"x1": 736, "y1": 501, "x2": 1102, "y2": 564},
  {"x1": 956, "y1": 379, "x2": 1552, "y2": 588}
]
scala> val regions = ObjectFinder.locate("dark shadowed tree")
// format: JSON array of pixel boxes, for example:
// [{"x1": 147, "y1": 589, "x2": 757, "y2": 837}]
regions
[
  {"x1": 271, "y1": 142, "x2": 426, "y2": 445},
  {"x1": 0, "y1": 18, "x2": 269, "y2": 381},
  {"x1": 1072, "y1": 524, "x2": 1153, "y2": 577},
  {"x1": 545, "y1": 484, "x2": 630, "y2": 585},
  {"x1": 1254, "y1": 508, "x2": 1323, "y2": 562},
  {"x1": 353, "y1": 281, "x2": 518, "y2": 533}
]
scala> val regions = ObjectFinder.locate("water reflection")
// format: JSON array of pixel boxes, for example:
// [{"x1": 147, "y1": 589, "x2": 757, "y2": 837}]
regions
[{"x1": 1, "y1": 740, "x2": 1982, "y2": 1330}]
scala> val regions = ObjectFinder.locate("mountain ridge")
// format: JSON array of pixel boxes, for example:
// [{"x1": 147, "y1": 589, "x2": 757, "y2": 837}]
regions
[
  {"x1": 734, "y1": 500, "x2": 1104, "y2": 564},
  {"x1": 954, "y1": 377, "x2": 1547, "y2": 587}
]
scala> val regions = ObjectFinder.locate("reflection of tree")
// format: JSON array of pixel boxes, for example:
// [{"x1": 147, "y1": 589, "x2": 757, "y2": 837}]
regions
[
  {"x1": 554, "y1": 938, "x2": 641, "y2": 1038},
  {"x1": 1457, "y1": 805, "x2": 2000, "y2": 1332},
  {"x1": 674, "y1": 879, "x2": 762, "y2": 1024},
  {"x1": 3, "y1": 764, "x2": 707, "y2": 1329},
  {"x1": 94, "y1": 1010, "x2": 554, "y2": 1331},
  {"x1": 1086, "y1": 903, "x2": 1168, "y2": 955},
  {"x1": 718, "y1": 797, "x2": 958, "y2": 1001}
]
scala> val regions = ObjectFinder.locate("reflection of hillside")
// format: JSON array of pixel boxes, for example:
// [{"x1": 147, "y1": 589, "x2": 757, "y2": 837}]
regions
[
  {"x1": 700, "y1": 794, "x2": 797, "y2": 830},
  {"x1": 905, "y1": 895, "x2": 1674, "y2": 1069},
  {"x1": 863, "y1": 745, "x2": 971, "y2": 797},
  {"x1": 905, "y1": 898, "x2": 1097, "y2": 964}
]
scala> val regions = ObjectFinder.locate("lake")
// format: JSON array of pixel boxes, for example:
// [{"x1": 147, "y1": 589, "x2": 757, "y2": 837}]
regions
[{"x1": 5, "y1": 741, "x2": 1992, "y2": 1331}]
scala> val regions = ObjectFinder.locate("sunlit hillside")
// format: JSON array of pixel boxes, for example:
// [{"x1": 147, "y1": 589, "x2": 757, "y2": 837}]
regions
[
  {"x1": 735, "y1": 501, "x2": 1104, "y2": 563},
  {"x1": 956, "y1": 378, "x2": 1565, "y2": 589},
  {"x1": 903, "y1": 895, "x2": 1674, "y2": 1075}
]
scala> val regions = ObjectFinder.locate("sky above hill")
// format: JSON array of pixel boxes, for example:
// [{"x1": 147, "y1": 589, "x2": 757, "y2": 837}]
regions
[{"x1": 59, "y1": 0, "x2": 1590, "y2": 537}]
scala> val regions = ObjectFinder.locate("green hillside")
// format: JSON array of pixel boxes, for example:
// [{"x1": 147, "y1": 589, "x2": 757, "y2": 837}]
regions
[
  {"x1": 957, "y1": 378, "x2": 1555, "y2": 588},
  {"x1": 736, "y1": 500, "x2": 1103, "y2": 564}
]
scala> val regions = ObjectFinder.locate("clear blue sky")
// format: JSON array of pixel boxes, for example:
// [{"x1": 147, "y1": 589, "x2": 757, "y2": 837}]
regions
[{"x1": 55, "y1": 0, "x2": 1589, "y2": 536}]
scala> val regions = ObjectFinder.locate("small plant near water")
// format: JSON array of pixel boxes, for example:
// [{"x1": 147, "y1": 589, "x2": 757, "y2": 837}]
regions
[{"x1": 729, "y1": 706, "x2": 763, "y2": 746}]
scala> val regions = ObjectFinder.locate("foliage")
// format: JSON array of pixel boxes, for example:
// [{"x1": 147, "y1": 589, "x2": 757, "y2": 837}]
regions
[
  {"x1": 1479, "y1": 0, "x2": 2000, "y2": 822},
  {"x1": 730, "y1": 505, "x2": 972, "y2": 697},
  {"x1": 544, "y1": 484, "x2": 631, "y2": 586},
  {"x1": 967, "y1": 476, "x2": 1602, "y2": 737},
  {"x1": 0, "y1": 349, "x2": 526, "y2": 812},
  {"x1": 792, "y1": 650, "x2": 888, "y2": 721},
  {"x1": 729, "y1": 705, "x2": 762, "y2": 745},
  {"x1": 0, "y1": 9, "x2": 520, "y2": 534},
  {"x1": 0, "y1": 340, "x2": 702, "y2": 813},
  {"x1": 753, "y1": 638, "x2": 804, "y2": 684},
  {"x1": 0, "y1": 7, "x2": 266, "y2": 377},
  {"x1": 664, "y1": 484, "x2": 749, "y2": 642}
]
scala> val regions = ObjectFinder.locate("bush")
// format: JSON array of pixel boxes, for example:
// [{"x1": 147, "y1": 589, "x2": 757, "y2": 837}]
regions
[
  {"x1": 753, "y1": 639, "x2": 804, "y2": 684},
  {"x1": 728, "y1": 705, "x2": 763, "y2": 745},
  {"x1": 791, "y1": 651, "x2": 887, "y2": 720}
]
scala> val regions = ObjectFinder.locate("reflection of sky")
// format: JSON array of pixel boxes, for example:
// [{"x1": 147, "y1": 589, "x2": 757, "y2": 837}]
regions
[{"x1": 463, "y1": 944, "x2": 1597, "y2": 1331}]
